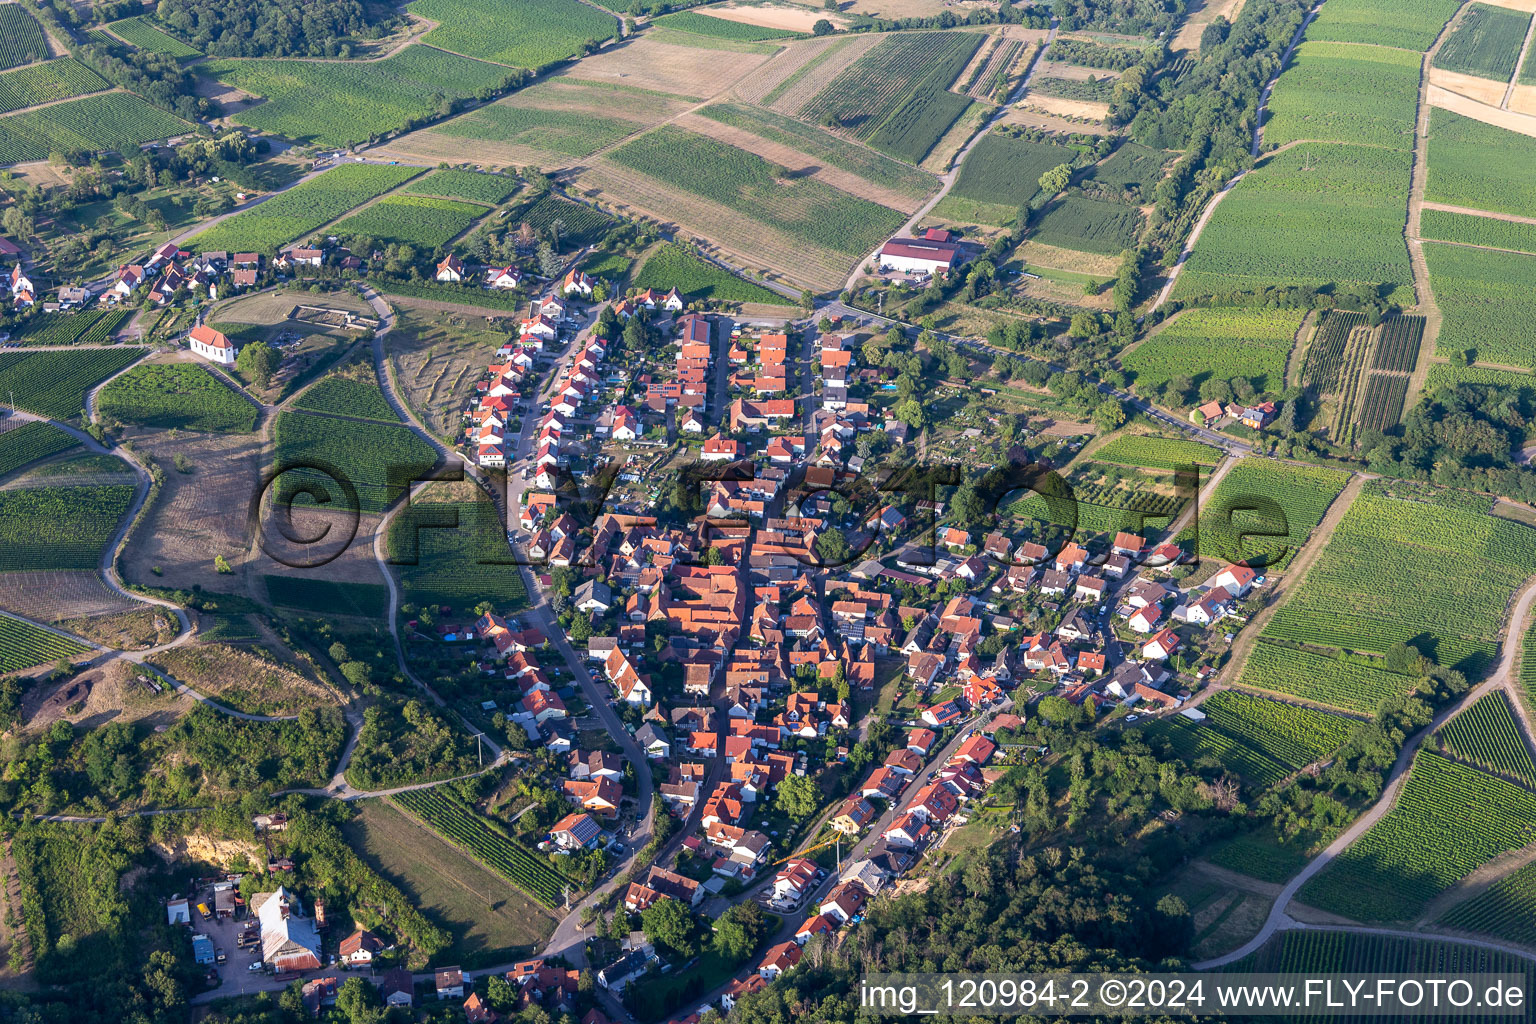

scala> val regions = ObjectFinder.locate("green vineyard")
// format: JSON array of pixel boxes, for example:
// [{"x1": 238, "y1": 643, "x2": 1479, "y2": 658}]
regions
[
  {"x1": 1140, "y1": 691, "x2": 1353, "y2": 788},
  {"x1": 292, "y1": 374, "x2": 399, "y2": 422},
  {"x1": 1196, "y1": 458, "x2": 1349, "y2": 571},
  {"x1": 0, "y1": 484, "x2": 136, "y2": 572},
  {"x1": 393, "y1": 789, "x2": 574, "y2": 907},
  {"x1": 0, "y1": 348, "x2": 147, "y2": 420},
  {"x1": 0, "y1": 616, "x2": 89, "y2": 674},
  {"x1": 1372, "y1": 314, "x2": 1426, "y2": 372},
  {"x1": 0, "y1": 422, "x2": 79, "y2": 479},
  {"x1": 1355, "y1": 372, "x2": 1409, "y2": 432},
  {"x1": 1301, "y1": 310, "x2": 1368, "y2": 393},
  {"x1": 1436, "y1": 691, "x2": 1536, "y2": 788},
  {"x1": 1237, "y1": 640, "x2": 1414, "y2": 715},
  {"x1": 1438, "y1": 857, "x2": 1536, "y2": 946},
  {"x1": 97, "y1": 363, "x2": 259, "y2": 433},
  {"x1": 1092, "y1": 434, "x2": 1223, "y2": 470}
]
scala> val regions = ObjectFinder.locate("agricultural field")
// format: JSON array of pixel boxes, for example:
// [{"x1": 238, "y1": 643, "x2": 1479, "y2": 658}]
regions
[
  {"x1": 203, "y1": 47, "x2": 516, "y2": 149},
  {"x1": 411, "y1": 0, "x2": 618, "y2": 70},
  {"x1": 429, "y1": 102, "x2": 644, "y2": 160},
  {"x1": 0, "y1": 6, "x2": 49, "y2": 71},
  {"x1": 1007, "y1": 470, "x2": 1186, "y2": 536},
  {"x1": 0, "y1": 93, "x2": 192, "y2": 164},
  {"x1": 291, "y1": 372, "x2": 398, "y2": 422},
  {"x1": 1175, "y1": 143, "x2": 1414, "y2": 300},
  {"x1": 1301, "y1": 310, "x2": 1368, "y2": 393},
  {"x1": 1232, "y1": 930, "x2": 1536, "y2": 990},
  {"x1": 797, "y1": 31, "x2": 987, "y2": 162},
  {"x1": 405, "y1": 169, "x2": 518, "y2": 205},
  {"x1": 657, "y1": 11, "x2": 805, "y2": 39},
  {"x1": 1092, "y1": 433, "x2": 1223, "y2": 469},
  {"x1": 1438, "y1": 856, "x2": 1536, "y2": 946},
  {"x1": 0, "y1": 348, "x2": 147, "y2": 420},
  {"x1": 1086, "y1": 141, "x2": 1170, "y2": 193},
  {"x1": 0, "y1": 59, "x2": 108, "y2": 115},
  {"x1": 331, "y1": 195, "x2": 488, "y2": 249},
  {"x1": 1029, "y1": 195, "x2": 1142, "y2": 255},
  {"x1": 1426, "y1": 109, "x2": 1536, "y2": 219},
  {"x1": 0, "y1": 485, "x2": 136, "y2": 573},
  {"x1": 1237, "y1": 640, "x2": 1415, "y2": 714},
  {"x1": 393, "y1": 789, "x2": 574, "y2": 907},
  {"x1": 1298, "y1": 751, "x2": 1536, "y2": 922},
  {"x1": 606, "y1": 125, "x2": 906, "y2": 258},
  {"x1": 96, "y1": 363, "x2": 258, "y2": 433},
  {"x1": 1306, "y1": 0, "x2": 1463, "y2": 50},
  {"x1": 1424, "y1": 361, "x2": 1536, "y2": 400},
  {"x1": 1263, "y1": 484, "x2": 1536, "y2": 673},
  {"x1": 1432, "y1": 3, "x2": 1532, "y2": 80},
  {"x1": 342, "y1": 799, "x2": 556, "y2": 968},
  {"x1": 632, "y1": 242, "x2": 793, "y2": 306},
  {"x1": 1372, "y1": 315, "x2": 1426, "y2": 372},
  {"x1": 1262, "y1": 42, "x2": 1421, "y2": 152},
  {"x1": 0, "y1": 616, "x2": 90, "y2": 674},
  {"x1": 945, "y1": 132, "x2": 1078, "y2": 222},
  {"x1": 1138, "y1": 692, "x2": 1352, "y2": 788},
  {"x1": 506, "y1": 191, "x2": 611, "y2": 248},
  {"x1": 186, "y1": 163, "x2": 422, "y2": 253},
  {"x1": 1123, "y1": 307, "x2": 1304, "y2": 399},
  {"x1": 1195, "y1": 459, "x2": 1350, "y2": 571},
  {"x1": 1424, "y1": 242, "x2": 1536, "y2": 368},
  {"x1": 1354, "y1": 373, "x2": 1410, "y2": 432},
  {"x1": 696, "y1": 103, "x2": 940, "y2": 203},
  {"x1": 105, "y1": 16, "x2": 201, "y2": 57},
  {"x1": 1420, "y1": 207, "x2": 1536, "y2": 255},
  {"x1": 1436, "y1": 691, "x2": 1536, "y2": 787},
  {"x1": 387, "y1": 496, "x2": 527, "y2": 614},
  {"x1": 271, "y1": 411, "x2": 438, "y2": 516},
  {"x1": 0, "y1": 422, "x2": 78, "y2": 479},
  {"x1": 11, "y1": 308, "x2": 129, "y2": 346},
  {"x1": 264, "y1": 576, "x2": 389, "y2": 618}
]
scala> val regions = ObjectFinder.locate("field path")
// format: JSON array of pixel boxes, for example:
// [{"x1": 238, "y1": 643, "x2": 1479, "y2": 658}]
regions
[
  {"x1": 1195, "y1": 570, "x2": 1536, "y2": 969},
  {"x1": 1421, "y1": 200, "x2": 1536, "y2": 226},
  {"x1": 1402, "y1": 9, "x2": 1456, "y2": 410},
  {"x1": 1505, "y1": 9, "x2": 1536, "y2": 107}
]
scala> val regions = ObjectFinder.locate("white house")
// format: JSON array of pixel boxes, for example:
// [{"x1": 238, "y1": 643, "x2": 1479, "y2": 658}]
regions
[
  {"x1": 188, "y1": 324, "x2": 238, "y2": 366},
  {"x1": 878, "y1": 234, "x2": 961, "y2": 275},
  {"x1": 562, "y1": 268, "x2": 594, "y2": 297},
  {"x1": 662, "y1": 287, "x2": 684, "y2": 312},
  {"x1": 1210, "y1": 564, "x2": 1258, "y2": 597},
  {"x1": 486, "y1": 265, "x2": 522, "y2": 290},
  {"x1": 436, "y1": 254, "x2": 466, "y2": 282}
]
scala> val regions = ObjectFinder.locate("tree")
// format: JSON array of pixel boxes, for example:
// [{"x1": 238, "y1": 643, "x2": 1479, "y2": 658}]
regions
[
  {"x1": 1093, "y1": 399, "x2": 1127, "y2": 432},
  {"x1": 340, "y1": 661, "x2": 371, "y2": 688},
  {"x1": 813, "y1": 17, "x2": 835, "y2": 33},
  {"x1": 536, "y1": 240, "x2": 562, "y2": 278},
  {"x1": 1037, "y1": 694, "x2": 1074, "y2": 724},
  {"x1": 776, "y1": 773, "x2": 819, "y2": 820},
  {"x1": 815, "y1": 528, "x2": 851, "y2": 567},
  {"x1": 236, "y1": 340, "x2": 279, "y2": 388},
  {"x1": 714, "y1": 901, "x2": 769, "y2": 960},
  {"x1": 1038, "y1": 163, "x2": 1073, "y2": 195},
  {"x1": 642, "y1": 896, "x2": 696, "y2": 957},
  {"x1": 335, "y1": 977, "x2": 386, "y2": 1024},
  {"x1": 214, "y1": 555, "x2": 233, "y2": 574}
]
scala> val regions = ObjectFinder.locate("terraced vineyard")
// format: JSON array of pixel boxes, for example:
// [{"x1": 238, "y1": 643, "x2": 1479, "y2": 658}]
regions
[
  {"x1": 1198, "y1": 459, "x2": 1350, "y2": 571},
  {"x1": 0, "y1": 422, "x2": 79, "y2": 479},
  {"x1": 0, "y1": 93, "x2": 193, "y2": 164},
  {"x1": 1237, "y1": 640, "x2": 1414, "y2": 714},
  {"x1": 393, "y1": 789, "x2": 573, "y2": 907},
  {"x1": 1092, "y1": 434, "x2": 1223, "y2": 469},
  {"x1": 1264, "y1": 485, "x2": 1536, "y2": 673},
  {"x1": 0, "y1": 348, "x2": 147, "y2": 420},
  {"x1": 0, "y1": 6, "x2": 49, "y2": 71},
  {"x1": 1123, "y1": 307, "x2": 1303, "y2": 399},
  {"x1": 97, "y1": 363, "x2": 258, "y2": 433},
  {"x1": 0, "y1": 484, "x2": 136, "y2": 572},
  {"x1": 187, "y1": 163, "x2": 422, "y2": 253},
  {"x1": 1437, "y1": 858, "x2": 1536, "y2": 945},
  {"x1": 1298, "y1": 751, "x2": 1536, "y2": 922},
  {"x1": 0, "y1": 59, "x2": 108, "y2": 115},
  {"x1": 0, "y1": 616, "x2": 89, "y2": 674},
  {"x1": 1436, "y1": 691, "x2": 1536, "y2": 787}
]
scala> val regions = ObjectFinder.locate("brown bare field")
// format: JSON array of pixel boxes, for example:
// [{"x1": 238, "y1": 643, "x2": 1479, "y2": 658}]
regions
[
  {"x1": 1480, "y1": 0, "x2": 1536, "y2": 12},
  {"x1": 672, "y1": 110, "x2": 918, "y2": 210},
  {"x1": 1509, "y1": 84, "x2": 1536, "y2": 115},
  {"x1": 1016, "y1": 239, "x2": 1120, "y2": 276},
  {"x1": 1022, "y1": 92, "x2": 1109, "y2": 120},
  {"x1": 119, "y1": 428, "x2": 262, "y2": 594},
  {"x1": 999, "y1": 104, "x2": 1111, "y2": 134},
  {"x1": 1034, "y1": 59, "x2": 1120, "y2": 81},
  {"x1": 57, "y1": 607, "x2": 180, "y2": 650},
  {"x1": 216, "y1": 287, "x2": 371, "y2": 325},
  {"x1": 731, "y1": 35, "x2": 853, "y2": 103},
  {"x1": 788, "y1": 0, "x2": 998, "y2": 18},
  {"x1": 698, "y1": 4, "x2": 842, "y2": 32},
  {"x1": 562, "y1": 34, "x2": 774, "y2": 98},
  {"x1": 770, "y1": 32, "x2": 883, "y2": 113},
  {"x1": 1171, "y1": 0, "x2": 1246, "y2": 52},
  {"x1": 255, "y1": 509, "x2": 389, "y2": 589},
  {"x1": 151, "y1": 642, "x2": 338, "y2": 715},
  {"x1": 0, "y1": 570, "x2": 138, "y2": 621},
  {"x1": 1428, "y1": 84, "x2": 1536, "y2": 138},
  {"x1": 388, "y1": 306, "x2": 514, "y2": 441},
  {"x1": 23, "y1": 660, "x2": 191, "y2": 733},
  {"x1": 1428, "y1": 67, "x2": 1510, "y2": 107},
  {"x1": 576, "y1": 159, "x2": 853, "y2": 289}
]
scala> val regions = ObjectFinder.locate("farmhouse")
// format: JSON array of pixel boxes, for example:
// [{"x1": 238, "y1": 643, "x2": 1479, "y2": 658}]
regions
[
  {"x1": 187, "y1": 323, "x2": 238, "y2": 366},
  {"x1": 878, "y1": 234, "x2": 962, "y2": 275},
  {"x1": 251, "y1": 887, "x2": 322, "y2": 973}
]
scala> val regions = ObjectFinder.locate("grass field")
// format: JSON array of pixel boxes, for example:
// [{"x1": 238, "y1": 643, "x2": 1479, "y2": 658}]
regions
[
  {"x1": 388, "y1": 496, "x2": 527, "y2": 614},
  {"x1": 404, "y1": 169, "x2": 517, "y2": 205},
  {"x1": 1092, "y1": 433, "x2": 1223, "y2": 468},
  {"x1": 0, "y1": 615, "x2": 89, "y2": 673},
  {"x1": 1263, "y1": 483, "x2": 1536, "y2": 673},
  {"x1": 411, "y1": 0, "x2": 617, "y2": 70},
  {"x1": 203, "y1": 47, "x2": 516, "y2": 148},
  {"x1": 97, "y1": 363, "x2": 258, "y2": 433},
  {"x1": 0, "y1": 93, "x2": 192, "y2": 164},
  {"x1": 1306, "y1": 0, "x2": 1463, "y2": 50},
  {"x1": 1088, "y1": 141, "x2": 1170, "y2": 192},
  {"x1": 1198, "y1": 459, "x2": 1351, "y2": 571},
  {"x1": 0, "y1": 6, "x2": 50, "y2": 71},
  {"x1": 1175, "y1": 143, "x2": 1413, "y2": 299},
  {"x1": 1237, "y1": 640, "x2": 1416, "y2": 714},
  {"x1": 632, "y1": 242, "x2": 793, "y2": 305},
  {"x1": 1298, "y1": 750, "x2": 1536, "y2": 922},
  {"x1": 0, "y1": 59, "x2": 108, "y2": 115},
  {"x1": 947, "y1": 132, "x2": 1077, "y2": 220},
  {"x1": 0, "y1": 348, "x2": 147, "y2": 421},
  {"x1": 1263, "y1": 41, "x2": 1421, "y2": 152},
  {"x1": 332, "y1": 194, "x2": 488, "y2": 248},
  {"x1": 187, "y1": 163, "x2": 423, "y2": 253},
  {"x1": 1420, "y1": 208, "x2": 1536, "y2": 254},
  {"x1": 1426, "y1": 109, "x2": 1536, "y2": 220},
  {"x1": 153, "y1": 642, "x2": 335, "y2": 716},
  {"x1": 264, "y1": 575, "x2": 389, "y2": 618},
  {"x1": 1124, "y1": 307, "x2": 1304, "y2": 398},
  {"x1": 106, "y1": 16, "x2": 201, "y2": 57},
  {"x1": 0, "y1": 485, "x2": 135, "y2": 573},
  {"x1": 0, "y1": 422, "x2": 79, "y2": 479},
  {"x1": 1030, "y1": 195, "x2": 1142, "y2": 255},
  {"x1": 607, "y1": 125, "x2": 906, "y2": 258},
  {"x1": 271, "y1": 411, "x2": 438, "y2": 516},
  {"x1": 1432, "y1": 3, "x2": 1532, "y2": 80},
  {"x1": 1424, "y1": 242, "x2": 1536, "y2": 368},
  {"x1": 342, "y1": 800, "x2": 556, "y2": 969}
]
